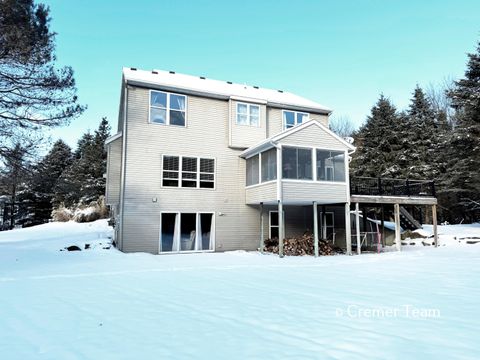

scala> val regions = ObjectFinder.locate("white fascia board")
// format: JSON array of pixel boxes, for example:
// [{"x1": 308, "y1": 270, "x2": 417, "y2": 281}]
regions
[{"x1": 105, "y1": 132, "x2": 123, "y2": 145}]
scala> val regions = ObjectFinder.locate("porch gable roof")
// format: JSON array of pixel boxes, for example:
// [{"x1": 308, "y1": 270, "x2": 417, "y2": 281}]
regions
[{"x1": 239, "y1": 120, "x2": 355, "y2": 159}]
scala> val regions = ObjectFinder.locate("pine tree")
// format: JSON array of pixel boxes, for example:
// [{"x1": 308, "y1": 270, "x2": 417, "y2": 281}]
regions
[
  {"x1": 55, "y1": 118, "x2": 111, "y2": 207},
  {"x1": 403, "y1": 86, "x2": 446, "y2": 179},
  {"x1": 20, "y1": 140, "x2": 74, "y2": 225},
  {"x1": 440, "y1": 40, "x2": 480, "y2": 221},
  {"x1": 351, "y1": 95, "x2": 407, "y2": 178},
  {"x1": 0, "y1": 144, "x2": 30, "y2": 228}
]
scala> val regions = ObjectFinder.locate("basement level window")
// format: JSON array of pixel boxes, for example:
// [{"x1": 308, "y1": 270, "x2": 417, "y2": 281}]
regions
[
  {"x1": 150, "y1": 90, "x2": 186, "y2": 126},
  {"x1": 283, "y1": 110, "x2": 309, "y2": 130},
  {"x1": 162, "y1": 155, "x2": 215, "y2": 189}
]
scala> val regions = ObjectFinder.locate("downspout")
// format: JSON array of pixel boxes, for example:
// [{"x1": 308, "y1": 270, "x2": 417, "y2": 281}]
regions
[{"x1": 119, "y1": 84, "x2": 128, "y2": 251}]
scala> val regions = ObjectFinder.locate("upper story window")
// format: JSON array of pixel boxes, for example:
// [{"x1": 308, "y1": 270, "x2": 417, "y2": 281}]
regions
[
  {"x1": 236, "y1": 103, "x2": 260, "y2": 127},
  {"x1": 283, "y1": 110, "x2": 309, "y2": 130},
  {"x1": 316, "y1": 150, "x2": 345, "y2": 182},
  {"x1": 150, "y1": 90, "x2": 186, "y2": 126},
  {"x1": 282, "y1": 147, "x2": 312, "y2": 180},
  {"x1": 162, "y1": 155, "x2": 215, "y2": 189}
]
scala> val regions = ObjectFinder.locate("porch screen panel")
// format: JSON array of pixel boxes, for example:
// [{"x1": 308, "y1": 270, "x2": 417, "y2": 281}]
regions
[
  {"x1": 282, "y1": 147, "x2": 312, "y2": 180},
  {"x1": 261, "y1": 148, "x2": 277, "y2": 182},
  {"x1": 316, "y1": 150, "x2": 345, "y2": 182},
  {"x1": 246, "y1": 155, "x2": 259, "y2": 186}
]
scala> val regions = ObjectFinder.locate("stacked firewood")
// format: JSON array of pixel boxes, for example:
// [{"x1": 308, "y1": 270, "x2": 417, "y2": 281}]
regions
[{"x1": 263, "y1": 233, "x2": 342, "y2": 256}]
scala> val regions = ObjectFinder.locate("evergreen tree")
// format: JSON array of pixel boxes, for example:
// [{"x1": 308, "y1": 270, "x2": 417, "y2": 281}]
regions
[
  {"x1": 55, "y1": 118, "x2": 110, "y2": 207},
  {"x1": 0, "y1": 0, "x2": 85, "y2": 160},
  {"x1": 350, "y1": 95, "x2": 407, "y2": 178},
  {"x1": 0, "y1": 144, "x2": 30, "y2": 228},
  {"x1": 403, "y1": 86, "x2": 447, "y2": 179},
  {"x1": 20, "y1": 140, "x2": 74, "y2": 225},
  {"x1": 440, "y1": 41, "x2": 480, "y2": 221}
]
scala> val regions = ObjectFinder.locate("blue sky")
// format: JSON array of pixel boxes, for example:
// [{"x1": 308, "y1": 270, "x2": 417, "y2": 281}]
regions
[{"x1": 43, "y1": 0, "x2": 479, "y2": 148}]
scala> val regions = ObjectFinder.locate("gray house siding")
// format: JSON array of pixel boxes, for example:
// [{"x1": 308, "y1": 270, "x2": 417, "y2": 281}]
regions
[
  {"x1": 228, "y1": 99, "x2": 267, "y2": 149},
  {"x1": 267, "y1": 108, "x2": 328, "y2": 137},
  {"x1": 278, "y1": 124, "x2": 347, "y2": 150},
  {"x1": 282, "y1": 182, "x2": 348, "y2": 204},
  {"x1": 105, "y1": 137, "x2": 122, "y2": 205},
  {"x1": 121, "y1": 86, "x2": 260, "y2": 253}
]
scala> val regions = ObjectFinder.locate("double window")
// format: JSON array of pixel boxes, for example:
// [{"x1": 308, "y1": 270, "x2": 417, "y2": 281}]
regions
[
  {"x1": 162, "y1": 155, "x2": 215, "y2": 189},
  {"x1": 150, "y1": 90, "x2": 186, "y2": 126},
  {"x1": 283, "y1": 110, "x2": 309, "y2": 130},
  {"x1": 236, "y1": 103, "x2": 260, "y2": 126}
]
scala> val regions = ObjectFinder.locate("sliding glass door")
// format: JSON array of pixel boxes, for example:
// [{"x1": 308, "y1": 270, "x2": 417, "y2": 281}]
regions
[{"x1": 160, "y1": 212, "x2": 215, "y2": 253}]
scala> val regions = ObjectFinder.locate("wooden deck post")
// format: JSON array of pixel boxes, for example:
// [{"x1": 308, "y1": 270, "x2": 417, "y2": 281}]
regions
[
  {"x1": 313, "y1": 201, "x2": 319, "y2": 257},
  {"x1": 394, "y1": 203, "x2": 401, "y2": 251},
  {"x1": 345, "y1": 203, "x2": 352, "y2": 255},
  {"x1": 432, "y1": 204, "x2": 438, "y2": 247},
  {"x1": 322, "y1": 205, "x2": 327, "y2": 239},
  {"x1": 278, "y1": 200, "x2": 284, "y2": 258},
  {"x1": 259, "y1": 202, "x2": 264, "y2": 253},
  {"x1": 355, "y1": 202, "x2": 361, "y2": 255}
]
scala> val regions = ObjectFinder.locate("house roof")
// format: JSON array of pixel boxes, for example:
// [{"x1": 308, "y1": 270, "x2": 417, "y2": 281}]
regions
[
  {"x1": 122, "y1": 68, "x2": 332, "y2": 114},
  {"x1": 239, "y1": 120, "x2": 356, "y2": 158}
]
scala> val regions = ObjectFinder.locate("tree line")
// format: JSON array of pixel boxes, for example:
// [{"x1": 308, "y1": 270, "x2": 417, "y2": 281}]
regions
[
  {"x1": 345, "y1": 40, "x2": 480, "y2": 223},
  {"x1": 0, "y1": 118, "x2": 110, "y2": 228}
]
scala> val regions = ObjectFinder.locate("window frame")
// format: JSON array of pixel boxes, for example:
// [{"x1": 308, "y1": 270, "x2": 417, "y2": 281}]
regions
[
  {"x1": 236, "y1": 102, "x2": 261, "y2": 127},
  {"x1": 149, "y1": 89, "x2": 188, "y2": 127},
  {"x1": 282, "y1": 110, "x2": 309, "y2": 130},
  {"x1": 159, "y1": 211, "x2": 215, "y2": 254},
  {"x1": 279, "y1": 144, "x2": 349, "y2": 184},
  {"x1": 161, "y1": 155, "x2": 216, "y2": 190}
]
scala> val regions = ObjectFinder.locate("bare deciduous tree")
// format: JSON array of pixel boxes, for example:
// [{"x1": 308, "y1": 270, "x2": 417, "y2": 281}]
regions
[{"x1": 329, "y1": 115, "x2": 356, "y2": 138}]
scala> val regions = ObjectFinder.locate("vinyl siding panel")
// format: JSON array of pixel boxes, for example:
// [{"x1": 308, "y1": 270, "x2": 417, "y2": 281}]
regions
[
  {"x1": 278, "y1": 124, "x2": 348, "y2": 150},
  {"x1": 122, "y1": 86, "x2": 259, "y2": 253},
  {"x1": 267, "y1": 108, "x2": 329, "y2": 137},
  {"x1": 105, "y1": 137, "x2": 122, "y2": 205},
  {"x1": 245, "y1": 182, "x2": 277, "y2": 204},
  {"x1": 282, "y1": 181, "x2": 348, "y2": 204},
  {"x1": 229, "y1": 100, "x2": 267, "y2": 148}
]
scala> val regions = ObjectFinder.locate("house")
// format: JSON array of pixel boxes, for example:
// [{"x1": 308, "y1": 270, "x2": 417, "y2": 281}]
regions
[{"x1": 105, "y1": 68, "x2": 438, "y2": 256}]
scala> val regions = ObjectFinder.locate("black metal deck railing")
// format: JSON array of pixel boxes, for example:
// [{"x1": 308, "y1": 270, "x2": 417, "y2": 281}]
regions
[{"x1": 350, "y1": 177, "x2": 436, "y2": 197}]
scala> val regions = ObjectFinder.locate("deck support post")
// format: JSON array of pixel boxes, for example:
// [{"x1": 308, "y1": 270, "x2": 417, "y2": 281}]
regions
[
  {"x1": 355, "y1": 202, "x2": 361, "y2": 255},
  {"x1": 394, "y1": 203, "x2": 401, "y2": 251},
  {"x1": 322, "y1": 205, "x2": 327, "y2": 240},
  {"x1": 432, "y1": 204, "x2": 438, "y2": 247},
  {"x1": 278, "y1": 200, "x2": 284, "y2": 258},
  {"x1": 313, "y1": 201, "x2": 319, "y2": 257},
  {"x1": 345, "y1": 202, "x2": 352, "y2": 255},
  {"x1": 259, "y1": 202, "x2": 264, "y2": 253}
]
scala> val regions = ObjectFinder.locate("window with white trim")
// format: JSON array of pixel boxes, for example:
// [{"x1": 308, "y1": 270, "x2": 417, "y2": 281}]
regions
[
  {"x1": 150, "y1": 90, "x2": 186, "y2": 126},
  {"x1": 282, "y1": 147, "x2": 312, "y2": 180},
  {"x1": 283, "y1": 110, "x2": 309, "y2": 130},
  {"x1": 246, "y1": 155, "x2": 260, "y2": 186},
  {"x1": 162, "y1": 156, "x2": 215, "y2": 188},
  {"x1": 236, "y1": 103, "x2": 260, "y2": 126}
]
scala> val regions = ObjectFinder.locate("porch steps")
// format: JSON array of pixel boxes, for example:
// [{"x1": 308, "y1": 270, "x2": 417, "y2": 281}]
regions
[{"x1": 399, "y1": 206, "x2": 422, "y2": 231}]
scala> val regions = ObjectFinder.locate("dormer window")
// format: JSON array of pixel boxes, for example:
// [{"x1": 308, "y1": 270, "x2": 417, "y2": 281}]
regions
[
  {"x1": 283, "y1": 110, "x2": 309, "y2": 130},
  {"x1": 150, "y1": 90, "x2": 186, "y2": 126},
  {"x1": 236, "y1": 103, "x2": 260, "y2": 127}
]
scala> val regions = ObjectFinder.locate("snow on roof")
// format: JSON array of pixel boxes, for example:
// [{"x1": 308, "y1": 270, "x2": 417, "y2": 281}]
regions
[{"x1": 123, "y1": 68, "x2": 332, "y2": 114}]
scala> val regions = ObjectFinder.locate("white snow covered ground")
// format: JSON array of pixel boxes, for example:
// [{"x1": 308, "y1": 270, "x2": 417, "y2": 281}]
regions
[{"x1": 0, "y1": 220, "x2": 479, "y2": 359}]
